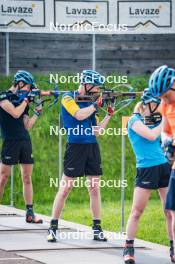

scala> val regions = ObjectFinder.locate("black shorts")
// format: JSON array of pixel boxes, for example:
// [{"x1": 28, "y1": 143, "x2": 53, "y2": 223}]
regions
[
  {"x1": 165, "y1": 169, "x2": 175, "y2": 211},
  {"x1": 1, "y1": 139, "x2": 34, "y2": 165},
  {"x1": 64, "y1": 143, "x2": 102, "y2": 177},
  {"x1": 135, "y1": 163, "x2": 171, "y2": 189}
]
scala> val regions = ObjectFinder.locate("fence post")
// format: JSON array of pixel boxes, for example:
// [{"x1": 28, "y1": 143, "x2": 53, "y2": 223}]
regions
[
  {"x1": 121, "y1": 133, "x2": 125, "y2": 233},
  {"x1": 121, "y1": 116, "x2": 130, "y2": 233},
  {"x1": 59, "y1": 113, "x2": 63, "y2": 181},
  {"x1": 92, "y1": 34, "x2": 96, "y2": 70},
  {"x1": 5, "y1": 32, "x2": 10, "y2": 76}
]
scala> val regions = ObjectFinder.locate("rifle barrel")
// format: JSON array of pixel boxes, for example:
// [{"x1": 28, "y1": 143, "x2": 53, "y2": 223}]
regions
[
  {"x1": 40, "y1": 90, "x2": 68, "y2": 96},
  {"x1": 39, "y1": 90, "x2": 142, "y2": 100},
  {"x1": 40, "y1": 91, "x2": 51, "y2": 96},
  {"x1": 75, "y1": 91, "x2": 142, "y2": 102}
]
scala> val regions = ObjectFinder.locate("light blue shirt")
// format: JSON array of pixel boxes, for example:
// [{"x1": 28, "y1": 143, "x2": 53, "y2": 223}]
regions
[{"x1": 128, "y1": 114, "x2": 167, "y2": 168}]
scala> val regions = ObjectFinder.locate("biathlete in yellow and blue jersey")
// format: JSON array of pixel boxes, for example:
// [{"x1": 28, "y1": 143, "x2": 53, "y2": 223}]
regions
[
  {"x1": 61, "y1": 90, "x2": 102, "y2": 177},
  {"x1": 47, "y1": 70, "x2": 114, "y2": 243}
]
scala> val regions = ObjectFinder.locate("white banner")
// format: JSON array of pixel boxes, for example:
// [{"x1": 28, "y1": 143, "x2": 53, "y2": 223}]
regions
[
  {"x1": 0, "y1": 0, "x2": 45, "y2": 29},
  {"x1": 0, "y1": 0, "x2": 174, "y2": 34},
  {"x1": 117, "y1": 0, "x2": 173, "y2": 33},
  {"x1": 54, "y1": 1, "x2": 109, "y2": 27}
]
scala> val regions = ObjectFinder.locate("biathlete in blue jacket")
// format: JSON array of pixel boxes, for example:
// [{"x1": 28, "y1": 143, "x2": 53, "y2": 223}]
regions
[
  {"x1": 123, "y1": 89, "x2": 173, "y2": 264},
  {"x1": 0, "y1": 70, "x2": 43, "y2": 223}
]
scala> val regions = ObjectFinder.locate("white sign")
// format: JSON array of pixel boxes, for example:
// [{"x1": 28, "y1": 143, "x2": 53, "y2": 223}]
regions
[
  {"x1": 117, "y1": 0, "x2": 173, "y2": 33},
  {"x1": 54, "y1": 1, "x2": 109, "y2": 27},
  {"x1": 0, "y1": 0, "x2": 174, "y2": 34},
  {"x1": 0, "y1": 0, "x2": 45, "y2": 28}
]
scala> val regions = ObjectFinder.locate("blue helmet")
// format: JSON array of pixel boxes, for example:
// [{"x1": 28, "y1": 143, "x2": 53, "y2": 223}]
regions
[
  {"x1": 80, "y1": 70, "x2": 105, "y2": 87},
  {"x1": 149, "y1": 65, "x2": 175, "y2": 97},
  {"x1": 14, "y1": 70, "x2": 36, "y2": 89},
  {"x1": 141, "y1": 88, "x2": 161, "y2": 105}
]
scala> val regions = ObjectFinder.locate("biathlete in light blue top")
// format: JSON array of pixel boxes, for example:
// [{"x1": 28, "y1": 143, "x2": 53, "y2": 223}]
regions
[
  {"x1": 128, "y1": 112, "x2": 167, "y2": 168},
  {"x1": 123, "y1": 88, "x2": 172, "y2": 264}
]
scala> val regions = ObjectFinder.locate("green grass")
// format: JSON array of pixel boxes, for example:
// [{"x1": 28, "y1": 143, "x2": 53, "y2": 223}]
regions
[
  {"x1": 34, "y1": 198, "x2": 169, "y2": 246},
  {"x1": 0, "y1": 73, "x2": 166, "y2": 245}
]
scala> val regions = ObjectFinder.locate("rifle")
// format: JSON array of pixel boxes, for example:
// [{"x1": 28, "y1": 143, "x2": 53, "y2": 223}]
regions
[
  {"x1": 13, "y1": 85, "x2": 67, "y2": 109},
  {"x1": 75, "y1": 90, "x2": 141, "y2": 103},
  {"x1": 1, "y1": 83, "x2": 142, "y2": 113},
  {"x1": 75, "y1": 85, "x2": 142, "y2": 114},
  {"x1": 0, "y1": 84, "x2": 66, "y2": 112}
]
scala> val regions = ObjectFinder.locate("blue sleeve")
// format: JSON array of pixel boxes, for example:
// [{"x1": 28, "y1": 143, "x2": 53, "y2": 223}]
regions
[{"x1": 128, "y1": 115, "x2": 141, "y2": 130}]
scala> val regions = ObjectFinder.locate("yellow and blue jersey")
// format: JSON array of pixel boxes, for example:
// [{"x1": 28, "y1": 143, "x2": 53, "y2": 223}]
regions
[{"x1": 61, "y1": 91, "x2": 98, "y2": 144}]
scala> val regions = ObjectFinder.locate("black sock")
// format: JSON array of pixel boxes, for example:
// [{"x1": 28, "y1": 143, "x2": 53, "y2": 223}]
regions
[
  {"x1": 126, "y1": 240, "x2": 134, "y2": 246},
  {"x1": 50, "y1": 219, "x2": 58, "y2": 230},
  {"x1": 170, "y1": 240, "x2": 174, "y2": 248},
  {"x1": 93, "y1": 219, "x2": 101, "y2": 226},
  {"x1": 26, "y1": 204, "x2": 33, "y2": 211}
]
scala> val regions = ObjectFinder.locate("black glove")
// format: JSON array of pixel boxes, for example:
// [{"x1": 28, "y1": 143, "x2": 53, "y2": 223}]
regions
[
  {"x1": 162, "y1": 139, "x2": 175, "y2": 161},
  {"x1": 0, "y1": 92, "x2": 8, "y2": 102},
  {"x1": 24, "y1": 91, "x2": 37, "y2": 103},
  {"x1": 144, "y1": 113, "x2": 162, "y2": 125}
]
